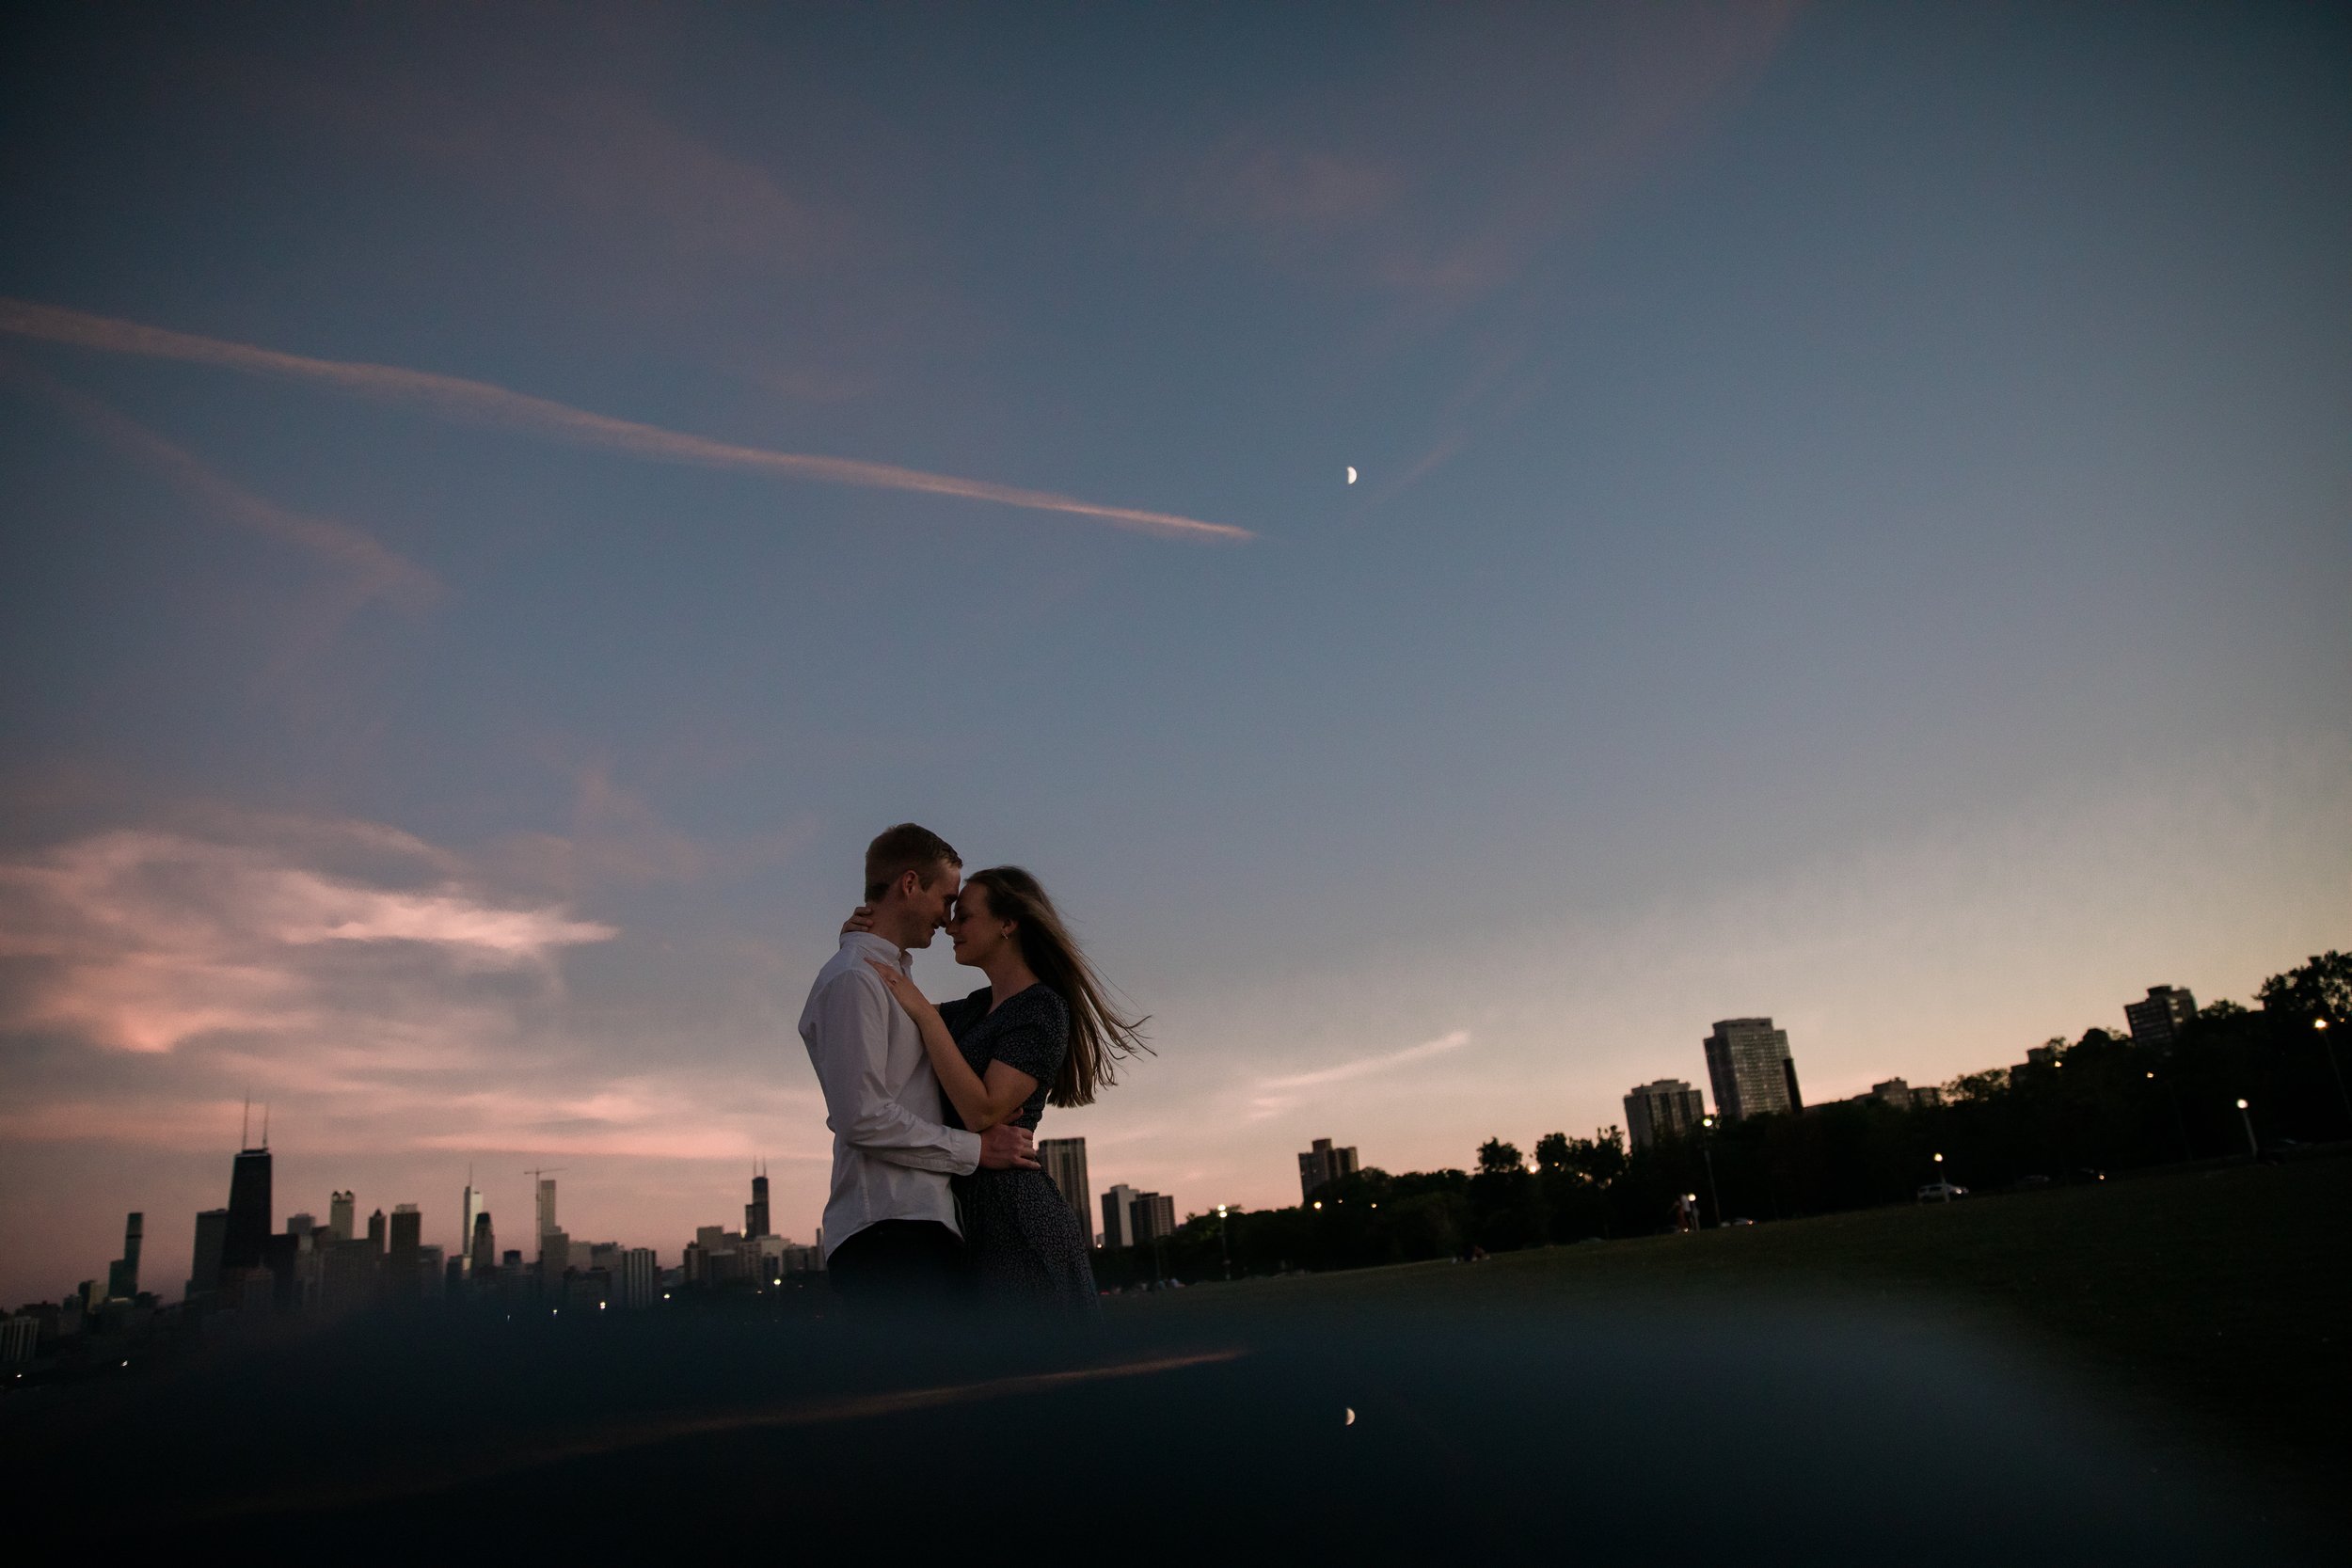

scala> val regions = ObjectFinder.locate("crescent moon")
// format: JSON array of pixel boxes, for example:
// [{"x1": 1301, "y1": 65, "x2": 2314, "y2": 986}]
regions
[
  {"x1": 1345, "y1": 466, "x2": 1358, "y2": 484},
  {"x1": 1344, "y1": 1407, "x2": 1356, "y2": 1425}
]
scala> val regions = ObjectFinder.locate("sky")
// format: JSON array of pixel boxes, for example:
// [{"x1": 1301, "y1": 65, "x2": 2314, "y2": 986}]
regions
[{"x1": 1, "y1": 3, "x2": 2346, "y2": 1307}]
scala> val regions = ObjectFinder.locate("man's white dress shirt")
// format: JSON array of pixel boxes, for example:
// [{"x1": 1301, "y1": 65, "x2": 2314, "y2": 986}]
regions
[{"x1": 799, "y1": 931, "x2": 981, "y2": 1258}]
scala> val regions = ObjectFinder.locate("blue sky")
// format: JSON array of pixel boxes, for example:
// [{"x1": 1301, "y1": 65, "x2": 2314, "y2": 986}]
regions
[{"x1": 2, "y1": 3, "x2": 2346, "y2": 1304}]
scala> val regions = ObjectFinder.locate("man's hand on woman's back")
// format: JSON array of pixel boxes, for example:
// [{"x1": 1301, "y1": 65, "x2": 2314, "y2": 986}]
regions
[{"x1": 978, "y1": 1123, "x2": 1039, "y2": 1170}]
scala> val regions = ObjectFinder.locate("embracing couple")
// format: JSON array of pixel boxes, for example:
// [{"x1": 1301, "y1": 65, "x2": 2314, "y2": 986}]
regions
[{"x1": 797, "y1": 823, "x2": 1143, "y2": 1317}]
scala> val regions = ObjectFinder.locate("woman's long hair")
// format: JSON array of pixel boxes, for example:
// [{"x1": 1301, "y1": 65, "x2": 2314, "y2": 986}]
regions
[{"x1": 966, "y1": 865, "x2": 1149, "y2": 1107}]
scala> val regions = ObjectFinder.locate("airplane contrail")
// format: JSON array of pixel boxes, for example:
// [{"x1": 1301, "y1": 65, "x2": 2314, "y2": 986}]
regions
[{"x1": 0, "y1": 297, "x2": 1253, "y2": 544}]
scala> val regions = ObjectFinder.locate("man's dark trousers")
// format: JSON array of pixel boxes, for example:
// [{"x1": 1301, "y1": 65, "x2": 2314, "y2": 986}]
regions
[{"x1": 827, "y1": 1219, "x2": 966, "y2": 1310}]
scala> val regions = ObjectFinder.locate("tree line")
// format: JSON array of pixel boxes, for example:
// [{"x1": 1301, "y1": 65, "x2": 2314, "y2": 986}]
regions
[{"x1": 1091, "y1": 950, "x2": 2351, "y2": 1288}]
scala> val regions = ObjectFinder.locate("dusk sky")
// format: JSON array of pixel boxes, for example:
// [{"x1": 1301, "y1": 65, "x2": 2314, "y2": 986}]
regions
[{"x1": 3, "y1": 4, "x2": 2346, "y2": 1307}]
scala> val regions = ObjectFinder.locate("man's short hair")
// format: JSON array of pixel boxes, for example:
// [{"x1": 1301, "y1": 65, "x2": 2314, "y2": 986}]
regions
[{"x1": 865, "y1": 823, "x2": 961, "y2": 902}]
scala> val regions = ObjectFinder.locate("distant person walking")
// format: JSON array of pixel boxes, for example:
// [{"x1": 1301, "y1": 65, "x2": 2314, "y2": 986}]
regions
[
  {"x1": 801, "y1": 824, "x2": 1039, "y2": 1311},
  {"x1": 854, "y1": 865, "x2": 1146, "y2": 1318}
]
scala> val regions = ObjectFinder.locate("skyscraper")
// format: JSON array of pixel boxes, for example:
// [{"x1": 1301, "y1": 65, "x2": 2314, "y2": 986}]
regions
[
  {"x1": 366, "y1": 1208, "x2": 387, "y2": 1252},
  {"x1": 329, "y1": 1190, "x2": 355, "y2": 1242},
  {"x1": 223, "y1": 1143, "x2": 273, "y2": 1274},
  {"x1": 188, "y1": 1209, "x2": 229, "y2": 1298},
  {"x1": 105, "y1": 1212, "x2": 143, "y2": 1300},
  {"x1": 1623, "y1": 1081, "x2": 1707, "y2": 1149},
  {"x1": 388, "y1": 1204, "x2": 422, "y2": 1298},
  {"x1": 1297, "y1": 1138, "x2": 1360, "y2": 1200},
  {"x1": 745, "y1": 1165, "x2": 771, "y2": 1239},
  {"x1": 2124, "y1": 986, "x2": 2198, "y2": 1047},
  {"x1": 460, "y1": 1180, "x2": 485, "y2": 1275},
  {"x1": 536, "y1": 1177, "x2": 560, "y2": 1242},
  {"x1": 1703, "y1": 1018, "x2": 1803, "y2": 1122},
  {"x1": 1039, "y1": 1138, "x2": 1090, "y2": 1238},
  {"x1": 1100, "y1": 1183, "x2": 1139, "y2": 1249},
  {"x1": 469, "y1": 1212, "x2": 496, "y2": 1275}
]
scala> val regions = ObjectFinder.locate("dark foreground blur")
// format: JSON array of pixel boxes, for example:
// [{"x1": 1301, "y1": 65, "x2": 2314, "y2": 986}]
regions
[{"x1": 3, "y1": 1289, "x2": 2328, "y2": 1564}]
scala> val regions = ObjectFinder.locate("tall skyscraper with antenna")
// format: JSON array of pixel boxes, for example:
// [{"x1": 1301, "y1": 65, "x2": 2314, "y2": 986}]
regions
[
  {"x1": 223, "y1": 1099, "x2": 273, "y2": 1273},
  {"x1": 746, "y1": 1163, "x2": 771, "y2": 1239}
]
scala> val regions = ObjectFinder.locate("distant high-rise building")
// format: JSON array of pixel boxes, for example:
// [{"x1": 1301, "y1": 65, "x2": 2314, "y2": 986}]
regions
[
  {"x1": 286, "y1": 1212, "x2": 316, "y2": 1239},
  {"x1": 366, "y1": 1209, "x2": 387, "y2": 1252},
  {"x1": 536, "y1": 1178, "x2": 559, "y2": 1241},
  {"x1": 2124, "y1": 986, "x2": 2198, "y2": 1048},
  {"x1": 388, "y1": 1205, "x2": 423, "y2": 1299},
  {"x1": 469, "y1": 1212, "x2": 496, "y2": 1275},
  {"x1": 1703, "y1": 1018, "x2": 1802, "y2": 1121},
  {"x1": 223, "y1": 1141, "x2": 274, "y2": 1273},
  {"x1": 1868, "y1": 1078, "x2": 1939, "y2": 1110},
  {"x1": 1297, "y1": 1138, "x2": 1359, "y2": 1201},
  {"x1": 1100, "y1": 1183, "x2": 1139, "y2": 1250},
  {"x1": 1624, "y1": 1081, "x2": 1707, "y2": 1149},
  {"x1": 188, "y1": 1209, "x2": 229, "y2": 1298},
  {"x1": 460, "y1": 1180, "x2": 485, "y2": 1275},
  {"x1": 746, "y1": 1166, "x2": 771, "y2": 1239},
  {"x1": 1039, "y1": 1138, "x2": 1090, "y2": 1239},
  {"x1": 618, "y1": 1248, "x2": 658, "y2": 1308},
  {"x1": 105, "y1": 1212, "x2": 143, "y2": 1300},
  {"x1": 1133, "y1": 1192, "x2": 1176, "y2": 1244},
  {"x1": 539, "y1": 1227, "x2": 571, "y2": 1279},
  {"x1": 329, "y1": 1190, "x2": 356, "y2": 1243}
]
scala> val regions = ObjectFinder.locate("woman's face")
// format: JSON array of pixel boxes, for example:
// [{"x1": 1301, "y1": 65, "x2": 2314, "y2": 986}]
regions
[{"x1": 946, "y1": 881, "x2": 1016, "y2": 968}]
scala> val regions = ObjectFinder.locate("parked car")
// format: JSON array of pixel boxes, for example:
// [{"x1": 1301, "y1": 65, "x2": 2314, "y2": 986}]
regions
[
  {"x1": 1915, "y1": 1180, "x2": 1968, "y2": 1201},
  {"x1": 2013, "y1": 1174, "x2": 2052, "y2": 1189}
]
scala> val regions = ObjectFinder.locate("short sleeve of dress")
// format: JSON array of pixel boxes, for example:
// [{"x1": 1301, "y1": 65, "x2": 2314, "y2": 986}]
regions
[
  {"x1": 937, "y1": 988, "x2": 991, "y2": 1037},
  {"x1": 988, "y1": 989, "x2": 1070, "y2": 1085}
]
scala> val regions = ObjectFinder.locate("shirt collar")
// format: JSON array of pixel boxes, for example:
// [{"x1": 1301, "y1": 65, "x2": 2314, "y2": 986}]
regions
[{"x1": 840, "y1": 930, "x2": 911, "y2": 972}]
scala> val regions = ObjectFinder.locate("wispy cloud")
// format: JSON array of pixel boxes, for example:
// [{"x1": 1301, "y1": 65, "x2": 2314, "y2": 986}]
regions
[
  {"x1": 0, "y1": 825, "x2": 612, "y2": 1055},
  {"x1": 0, "y1": 298, "x2": 1253, "y2": 543},
  {"x1": 2, "y1": 356, "x2": 441, "y2": 656},
  {"x1": 1245, "y1": 1028, "x2": 1474, "y2": 1119},
  {"x1": 1259, "y1": 1029, "x2": 1474, "y2": 1091},
  {"x1": 1168, "y1": 4, "x2": 1803, "y2": 312}
]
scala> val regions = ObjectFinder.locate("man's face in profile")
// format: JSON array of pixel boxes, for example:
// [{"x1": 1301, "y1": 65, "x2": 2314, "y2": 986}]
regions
[{"x1": 904, "y1": 863, "x2": 961, "y2": 947}]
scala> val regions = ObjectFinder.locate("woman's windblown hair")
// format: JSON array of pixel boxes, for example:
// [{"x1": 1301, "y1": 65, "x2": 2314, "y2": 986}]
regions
[{"x1": 967, "y1": 865, "x2": 1150, "y2": 1107}]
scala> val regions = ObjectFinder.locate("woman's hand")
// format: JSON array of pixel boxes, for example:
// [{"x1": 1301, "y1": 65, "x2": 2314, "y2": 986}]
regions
[
  {"x1": 839, "y1": 905, "x2": 877, "y2": 937},
  {"x1": 864, "y1": 958, "x2": 938, "y2": 1022}
]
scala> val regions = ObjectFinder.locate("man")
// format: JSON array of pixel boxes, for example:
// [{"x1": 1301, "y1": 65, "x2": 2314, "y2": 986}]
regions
[{"x1": 800, "y1": 823, "x2": 1037, "y2": 1307}]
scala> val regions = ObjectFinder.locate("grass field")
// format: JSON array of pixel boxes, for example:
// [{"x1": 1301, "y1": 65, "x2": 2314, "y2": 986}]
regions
[{"x1": 1115, "y1": 1151, "x2": 2352, "y2": 1524}]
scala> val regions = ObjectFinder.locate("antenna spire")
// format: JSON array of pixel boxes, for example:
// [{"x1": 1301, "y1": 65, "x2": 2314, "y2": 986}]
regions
[
  {"x1": 261, "y1": 1101, "x2": 269, "y2": 1148},
  {"x1": 241, "y1": 1091, "x2": 250, "y2": 1148}
]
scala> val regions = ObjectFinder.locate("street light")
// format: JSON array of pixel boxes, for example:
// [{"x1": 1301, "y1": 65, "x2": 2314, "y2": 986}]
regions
[
  {"x1": 1933, "y1": 1151, "x2": 1951, "y2": 1202},
  {"x1": 2235, "y1": 1098, "x2": 2259, "y2": 1159},
  {"x1": 2315, "y1": 1019, "x2": 2352, "y2": 1131},
  {"x1": 1698, "y1": 1115, "x2": 1723, "y2": 1227},
  {"x1": 1215, "y1": 1204, "x2": 1232, "y2": 1281}
]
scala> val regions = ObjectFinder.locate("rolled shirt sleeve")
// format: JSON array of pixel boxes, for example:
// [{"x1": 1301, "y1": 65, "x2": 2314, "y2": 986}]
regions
[{"x1": 809, "y1": 970, "x2": 981, "y2": 1175}]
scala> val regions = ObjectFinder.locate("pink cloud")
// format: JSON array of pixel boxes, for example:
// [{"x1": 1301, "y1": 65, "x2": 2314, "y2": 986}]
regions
[
  {"x1": 0, "y1": 826, "x2": 613, "y2": 1055},
  {"x1": 0, "y1": 298, "x2": 1253, "y2": 543}
]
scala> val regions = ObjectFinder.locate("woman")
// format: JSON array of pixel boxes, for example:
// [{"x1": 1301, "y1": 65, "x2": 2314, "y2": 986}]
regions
[{"x1": 856, "y1": 866, "x2": 1145, "y2": 1315}]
